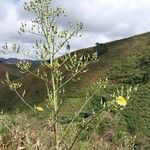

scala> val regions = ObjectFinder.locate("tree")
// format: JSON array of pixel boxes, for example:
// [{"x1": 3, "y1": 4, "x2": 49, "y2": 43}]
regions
[{"x1": 95, "y1": 42, "x2": 108, "y2": 57}]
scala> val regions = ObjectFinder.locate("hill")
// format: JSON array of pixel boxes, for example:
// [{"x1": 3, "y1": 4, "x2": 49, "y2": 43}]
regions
[
  {"x1": 0, "y1": 32, "x2": 150, "y2": 148},
  {"x1": 0, "y1": 63, "x2": 20, "y2": 86},
  {"x1": 0, "y1": 58, "x2": 21, "y2": 64}
]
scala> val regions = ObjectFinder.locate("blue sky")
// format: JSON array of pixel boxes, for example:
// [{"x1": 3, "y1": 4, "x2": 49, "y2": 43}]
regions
[{"x1": 0, "y1": 0, "x2": 150, "y2": 59}]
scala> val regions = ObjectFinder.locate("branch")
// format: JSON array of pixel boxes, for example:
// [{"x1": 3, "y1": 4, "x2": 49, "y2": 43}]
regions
[
  {"x1": 20, "y1": 49, "x2": 38, "y2": 60},
  {"x1": 26, "y1": 69, "x2": 51, "y2": 84},
  {"x1": 68, "y1": 107, "x2": 110, "y2": 150},
  {"x1": 25, "y1": 30, "x2": 44, "y2": 37},
  {"x1": 52, "y1": 30, "x2": 77, "y2": 57},
  {"x1": 88, "y1": 115, "x2": 106, "y2": 142},
  {"x1": 14, "y1": 89, "x2": 35, "y2": 112},
  {"x1": 59, "y1": 89, "x2": 99, "y2": 143},
  {"x1": 55, "y1": 62, "x2": 88, "y2": 93}
]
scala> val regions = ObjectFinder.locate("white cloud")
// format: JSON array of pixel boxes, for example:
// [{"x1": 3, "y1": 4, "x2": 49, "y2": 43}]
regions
[
  {"x1": 0, "y1": 0, "x2": 19, "y2": 42},
  {"x1": 0, "y1": 0, "x2": 150, "y2": 59}
]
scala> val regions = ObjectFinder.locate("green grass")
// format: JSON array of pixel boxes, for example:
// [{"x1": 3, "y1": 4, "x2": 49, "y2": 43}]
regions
[{"x1": 0, "y1": 32, "x2": 150, "y2": 148}]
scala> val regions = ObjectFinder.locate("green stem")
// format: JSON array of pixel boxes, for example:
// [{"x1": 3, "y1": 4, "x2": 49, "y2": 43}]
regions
[
  {"x1": 59, "y1": 89, "x2": 98, "y2": 143},
  {"x1": 52, "y1": 67, "x2": 60, "y2": 150},
  {"x1": 14, "y1": 89, "x2": 36, "y2": 113},
  {"x1": 88, "y1": 116, "x2": 105, "y2": 142},
  {"x1": 68, "y1": 107, "x2": 109, "y2": 150}
]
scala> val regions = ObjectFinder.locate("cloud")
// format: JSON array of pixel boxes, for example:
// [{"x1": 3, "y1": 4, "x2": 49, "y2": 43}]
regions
[
  {"x1": 0, "y1": 0, "x2": 19, "y2": 42},
  {"x1": 0, "y1": 0, "x2": 150, "y2": 59},
  {"x1": 58, "y1": 0, "x2": 150, "y2": 39}
]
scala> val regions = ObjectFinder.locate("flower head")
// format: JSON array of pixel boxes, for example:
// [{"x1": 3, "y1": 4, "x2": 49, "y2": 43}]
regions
[
  {"x1": 34, "y1": 106, "x2": 44, "y2": 112},
  {"x1": 116, "y1": 96, "x2": 127, "y2": 106}
]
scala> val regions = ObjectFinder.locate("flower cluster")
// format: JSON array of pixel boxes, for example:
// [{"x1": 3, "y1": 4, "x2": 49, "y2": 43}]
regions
[
  {"x1": 116, "y1": 96, "x2": 127, "y2": 106},
  {"x1": 9, "y1": 82, "x2": 22, "y2": 91},
  {"x1": 17, "y1": 61, "x2": 31, "y2": 73}
]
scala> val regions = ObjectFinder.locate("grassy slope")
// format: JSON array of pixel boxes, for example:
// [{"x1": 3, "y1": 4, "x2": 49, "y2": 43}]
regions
[
  {"x1": 0, "y1": 32, "x2": 150, "y2": 146},
  {"x1": 0, "y1": 63, "x2": 21, "y2": 89}
]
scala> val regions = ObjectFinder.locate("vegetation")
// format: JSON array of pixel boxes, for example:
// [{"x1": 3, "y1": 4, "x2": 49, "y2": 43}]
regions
[
  {"x1": 94, "y1": 42, "x2": 108, "y2": 57},
  {"x1": 0, "y1": 31, "x2": 150, "y2": 149},
  {"x1": 0, "y1": 0, "x2": 149, "y2": 149}
]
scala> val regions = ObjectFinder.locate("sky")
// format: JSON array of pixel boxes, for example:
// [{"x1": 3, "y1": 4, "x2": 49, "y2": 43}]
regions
[{"x1": 0, "y1": 0, "x2": 150, "y2": 59}]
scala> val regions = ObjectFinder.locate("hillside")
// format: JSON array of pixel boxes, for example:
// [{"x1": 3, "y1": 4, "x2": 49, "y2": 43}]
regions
[
  {"x1": 0, "y1": 63, "x2": 20, "y2": 86},
  {"x1": 0, "y1": 32, "x2": 150, "y2": 148}
]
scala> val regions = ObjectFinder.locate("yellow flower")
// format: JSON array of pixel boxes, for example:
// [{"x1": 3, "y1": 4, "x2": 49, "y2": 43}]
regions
[
  {"x1": 34, "y1": 106, "x2": 44, "y2": 112},
  {"x1": 116, "y1": 96, "x2": 127, "y2": 106}
]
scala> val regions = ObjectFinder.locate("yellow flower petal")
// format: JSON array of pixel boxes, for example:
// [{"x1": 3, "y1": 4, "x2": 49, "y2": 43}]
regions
[{"x1": 116, "y1": 96, "x2": 127, "y2": 106}]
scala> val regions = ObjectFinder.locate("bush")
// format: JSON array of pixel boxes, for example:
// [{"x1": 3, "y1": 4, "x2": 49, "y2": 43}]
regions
[{"x1": 95, "y1": 43, "x2": 108, "y2": 57}]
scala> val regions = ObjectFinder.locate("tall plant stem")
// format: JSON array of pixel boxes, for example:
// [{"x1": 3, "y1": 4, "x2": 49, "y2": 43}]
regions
[
  {"x1": 52, "y1": 72, "x2": 59, "y2": 150},
  {"x1": 68, "y1": 107, "x2": 110, "y2": 150}
]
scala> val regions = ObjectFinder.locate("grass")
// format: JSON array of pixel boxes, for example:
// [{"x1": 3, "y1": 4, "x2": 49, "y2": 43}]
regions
[{"x1": 0, "y1": 32, "x2": 150, "y2": 149}]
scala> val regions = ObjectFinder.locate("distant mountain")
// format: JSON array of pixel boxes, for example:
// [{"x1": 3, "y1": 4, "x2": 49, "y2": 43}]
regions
[
  {"x1": 0, "y1": 58, "x2": 20, "y2": 64},
  {"x1": 0, "y1": 58, "x2": 39, "y2": 65},
  {"x1": 0, "y1": 58, "x2": 5, "y2": 63}
]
